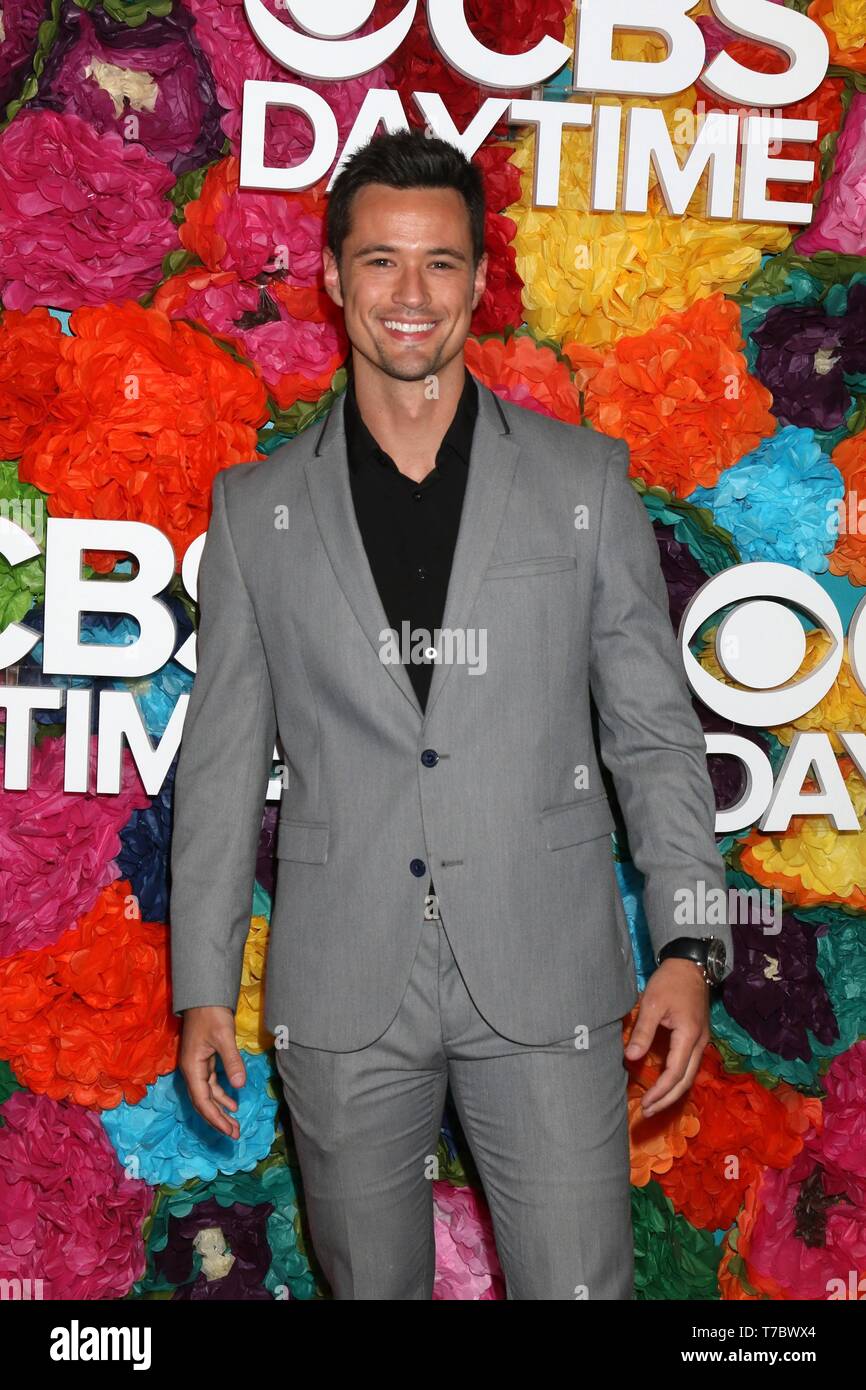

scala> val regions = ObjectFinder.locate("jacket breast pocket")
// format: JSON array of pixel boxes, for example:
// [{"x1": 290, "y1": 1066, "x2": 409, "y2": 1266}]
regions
[
  {"x1": 483, "y1": 554, "x2": 577, "y2": 580},
  {"x1": 275, "y1": 818, "x2": 330, "y2": 863},
  {"x1": 539, "y1": 795, "x2": 616, "y2": 850}
]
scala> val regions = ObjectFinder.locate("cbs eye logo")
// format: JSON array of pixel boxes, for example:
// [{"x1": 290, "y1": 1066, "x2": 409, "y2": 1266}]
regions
[
  {"x1": 679, "y1": 561, "x2": 852, "y2": 727},
  {"x1": 242, "y1": 0, "x2": 571, "y2": 83},
  {"x1": 679, "y1": 562, "x2": 866, "y2": 834}
]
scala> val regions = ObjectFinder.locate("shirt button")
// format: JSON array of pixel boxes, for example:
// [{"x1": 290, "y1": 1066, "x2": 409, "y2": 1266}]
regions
[
  {"x1": 412, "y1": 490, "x2": 423, "y2": 501},
  {"x1": 416, "y1": 566, "x2": 427, "y2": 580}
]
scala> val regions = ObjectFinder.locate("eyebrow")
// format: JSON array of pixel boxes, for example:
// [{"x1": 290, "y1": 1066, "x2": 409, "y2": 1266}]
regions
[{"x1": 352, "y1": 243, "x2": 468, "y2": 262}]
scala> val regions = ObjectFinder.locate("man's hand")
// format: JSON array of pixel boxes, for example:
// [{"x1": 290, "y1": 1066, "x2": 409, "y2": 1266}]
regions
[
  {"x1": 179, "y1": 1005, "x2": 247, "y2": 1139},
  {"x1": 624, "y1": 959, "x2": 710, "y2": 1118}
]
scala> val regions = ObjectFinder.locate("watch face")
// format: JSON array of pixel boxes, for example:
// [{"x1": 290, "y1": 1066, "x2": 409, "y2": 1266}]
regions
[{"x1": 706, "y1": 938, "x2": 727, "y2": 983}]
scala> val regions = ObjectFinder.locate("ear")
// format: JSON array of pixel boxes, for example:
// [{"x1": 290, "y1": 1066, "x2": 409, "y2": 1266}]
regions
[
  {"x1": 471, "y1": 250, "x2": 488, "y2": 310},
  {"x1": 322, "y1": 247, "x2": 343, "y2": 307}
]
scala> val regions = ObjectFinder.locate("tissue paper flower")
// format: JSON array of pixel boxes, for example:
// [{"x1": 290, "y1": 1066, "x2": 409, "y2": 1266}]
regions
[
  {"x1": 627, "y1": 1023, "x2": 821, "y2": 1228},
  {"x1": 808, "y1": 0, "x2": 866, "y2": 70},
  {"x1": 506, "y1": 109, "x2": 791, "y2": 347},
  {"x1": 30, "y1": 0, "x2": 224, "y2": 174},
  {"x1": 0, "y1": 307, "x2": 62, "y2": 459},
  {"x1": 100, "y1": 1050, "x2": 278, "y2": 1184},
  {"x1": 154, "y1": 269, "x2": 346, "y2": 410},
  {"x1": 718, "y1": 891, "x2": 839, "y2": 1065},
  {"x1": 687, "y1": 426, "x2": 843, "y2": 574},
  {"x1": 155, "y1": 1196, "x2": 275, "y2": 1299},
  {"x1": 797, "y1": 92, "x2": 866, "y2": 257},
  {"x1": 739, "y1": 760, "x2": 866, "y2": 908},
  {"x1": 134, "y1": 1148, "x2": 317, "y2": 1300},
  {"x1": 179, "y1": 0, "x2": 393, "y2": 173},
  {"x1": 0, "y1": 735, "x2": 150, "y2": 957},
  {"x1": 742, "y1": 1127, "x2": 866, "y2": 1299},
  {"x1": 632, "y1": 1181, "x2": 722, "y2": 1300},
  {"x1": 749, "y1": 279, "x2": 866, "y2": 436},
  {"x1": 0, "y1": 877, "x2": 180, "y2": 1107},
  {"x1": 828, "y1": 431, "x2": 866, "y2": 585},
  {"x1": 0, "y1": 1089, "x2": 153, "y2": 1300},
  {"x1": 465, "y1": 329, "x2": 583, "y2": 422},
  {"x1": 0, "y1": 0, "x2": 49, "y2": 110},
  {"x1": 179, "y1": 157, "x2": 327, "y2": 283},
  {"x1": 18, "y1": 301, "x2": 268, "y2": 573},
  {"x1": 0, "y1": 109, "x2": 178, "y2": 311},
  {"x1": 235, "y1": 913, "x2": 273, "y2": 1054},
  {"x1": 433, "y1": 1180, "x2": 505, "y2": 1300},
  {"x1": 696, "y1": 19, "x2": 844, "y2": 208},
  {"x1": 382, "y1": 0, "x2": 573, "y2": 136},
  {"x1": 563, "y1": 294, "x2": 776, "y2": 493}
]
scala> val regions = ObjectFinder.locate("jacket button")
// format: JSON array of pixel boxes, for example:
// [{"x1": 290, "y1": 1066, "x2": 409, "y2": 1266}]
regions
[
  {"x1": 420, "y1": 749, "x2": 439, "y2": 767},
  {"x1": 410, "y1": 858, "x2": 427, "y2": 877}
]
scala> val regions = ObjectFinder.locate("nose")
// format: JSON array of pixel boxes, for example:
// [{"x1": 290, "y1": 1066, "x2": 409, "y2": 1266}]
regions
[{"x1": 392, "y1": 263, "x2": 430, "y2": 311}]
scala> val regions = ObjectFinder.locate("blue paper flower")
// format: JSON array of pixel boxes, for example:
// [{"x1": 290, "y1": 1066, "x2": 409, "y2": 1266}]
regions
[
  {"x1": 687, "y1": 426, "x2": 843, "y2": 574},
  {"x1": 100, "y1": 1050, "x2": 278, "y2": 1185}
]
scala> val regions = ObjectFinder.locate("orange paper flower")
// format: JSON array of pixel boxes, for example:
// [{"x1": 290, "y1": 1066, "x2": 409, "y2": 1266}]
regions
[
  {"x1": 563, "y1": 294, "x2": 776, "y2": 494},
  {"x1": 465, "y1": 331, "x2": 583, "y2": 423}
]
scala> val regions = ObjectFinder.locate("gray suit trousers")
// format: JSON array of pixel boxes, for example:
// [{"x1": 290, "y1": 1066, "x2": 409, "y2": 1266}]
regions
[{"x1": 274, "y1": 909, "x2": 634, "y2": 1301}]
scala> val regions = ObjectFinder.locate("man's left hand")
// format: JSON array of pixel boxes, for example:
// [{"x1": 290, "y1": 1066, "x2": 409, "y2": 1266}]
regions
[{"x1": 624, "y1": 958, "x2": 710, "y2": 1117}]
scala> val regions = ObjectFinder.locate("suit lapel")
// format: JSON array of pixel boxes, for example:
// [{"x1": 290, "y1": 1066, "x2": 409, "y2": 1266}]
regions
[{"x1": 304, "y1": 372, "x2": 521, "y2": 723}]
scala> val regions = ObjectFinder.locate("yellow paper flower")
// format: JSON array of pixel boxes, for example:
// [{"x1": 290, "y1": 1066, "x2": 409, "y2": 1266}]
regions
[
  {"x1": 697, "y1": 625, "x2": 866, "y2": 754},
  {"x1": 739, "y1": 762, "x2": 866, "y2": 907},
  {"x1": 507, "y1": 24, "x2": 792, "y2": 347},
  {"x1": 235, "y1": 913, "x2": 273, "y2": 1053},
  {"x1": 808, "y1": 0, "x2": 866, "y2": 71}
]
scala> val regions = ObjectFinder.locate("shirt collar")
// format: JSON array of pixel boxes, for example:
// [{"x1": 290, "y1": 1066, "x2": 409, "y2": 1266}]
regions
[{"x1": 344, "y1": 365, "x2": 478, "y2": 475}]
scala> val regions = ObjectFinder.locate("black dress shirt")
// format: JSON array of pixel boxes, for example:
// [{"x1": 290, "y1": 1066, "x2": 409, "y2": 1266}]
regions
[{"x1": 343, "y1": 364, "x2": 479, "y2": 913}]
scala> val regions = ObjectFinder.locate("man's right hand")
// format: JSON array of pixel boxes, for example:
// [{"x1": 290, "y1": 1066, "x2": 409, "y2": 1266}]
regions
[{"x1": 179, "y1": 1005, "x2": 247, "y2": 1139}]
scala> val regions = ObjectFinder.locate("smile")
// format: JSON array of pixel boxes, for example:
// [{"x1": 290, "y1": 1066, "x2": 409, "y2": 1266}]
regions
[{"x1": 382, "y1": 319, "x2": 437, "y2": 337}]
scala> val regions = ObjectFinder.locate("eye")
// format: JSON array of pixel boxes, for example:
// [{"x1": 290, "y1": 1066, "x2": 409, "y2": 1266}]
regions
[{"x1": 679, "y1": 563, "x2": 844, "y2": 726}]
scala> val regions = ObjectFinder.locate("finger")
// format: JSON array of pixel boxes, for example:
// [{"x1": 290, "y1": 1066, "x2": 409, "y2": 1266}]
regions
[
  {"x1": 641, "y1": 1027, "x2": 703, "y2": 1110},
  {"x1": 623, "y1": 1000, "x2": 662, "y2": 1060},
  {"x1": 207, "y1": 1074, "x2": 240, "y2": 1114},
  {"x1": 183, "y1": 1061, "x2": 241, "y2": 1138},
  {"x1": 216, "y1": 1037, "x2": 247, "y2": 1091}
]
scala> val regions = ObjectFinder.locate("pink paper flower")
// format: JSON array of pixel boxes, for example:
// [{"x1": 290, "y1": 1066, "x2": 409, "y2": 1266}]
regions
[
  {"x1": 797, "y1": 91, "x2": 866, "y2": 256},
  {"x1": 744, "y1": 1043, "x2": 866, "y2": 1298},
  {"x1": 0, "y1": 108, "x2": 179, "y2": 311},
  {"x1": 0, "y1": 1090, "x2": 153, "y2": 1299},
  {"x1": 0, "y1": 734, "x2": 150, "y2": 958},
  {"x1": 433, "y1": 1180, "x2": 505, "y2": 1299},
  {"x1": 180, "y1": 0, "x2": 393, "y2": 174}
]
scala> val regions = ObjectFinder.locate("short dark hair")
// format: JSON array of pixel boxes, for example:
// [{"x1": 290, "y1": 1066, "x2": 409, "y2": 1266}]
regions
[{"x1": 326, "y1": 128, "x2": 486, "y2": 269}]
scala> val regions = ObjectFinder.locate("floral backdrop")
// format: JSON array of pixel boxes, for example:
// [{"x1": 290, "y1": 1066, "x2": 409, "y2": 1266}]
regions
[{"x1": 1, "y1": 0, "x2": 866, "y2": 1301}]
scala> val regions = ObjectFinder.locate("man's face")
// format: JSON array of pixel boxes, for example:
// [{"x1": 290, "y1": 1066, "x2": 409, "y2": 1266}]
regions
[{"x1": 323, "y1": 183, "x2": 487, "y2": 383}]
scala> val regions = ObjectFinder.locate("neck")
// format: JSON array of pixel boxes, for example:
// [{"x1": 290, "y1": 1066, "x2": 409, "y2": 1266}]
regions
[{"x1": 350, "y1": 351, "x2": 467, "y2": 483}]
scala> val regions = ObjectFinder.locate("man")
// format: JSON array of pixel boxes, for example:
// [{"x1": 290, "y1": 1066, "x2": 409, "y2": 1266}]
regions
[{"x1": 170, "y1": 129, "x2": 734, "y2": 1300}]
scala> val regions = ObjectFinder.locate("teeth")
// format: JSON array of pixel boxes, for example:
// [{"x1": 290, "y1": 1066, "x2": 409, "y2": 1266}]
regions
[{"x1": 383, "y1": 320, "x2": 436, "y2": 333}]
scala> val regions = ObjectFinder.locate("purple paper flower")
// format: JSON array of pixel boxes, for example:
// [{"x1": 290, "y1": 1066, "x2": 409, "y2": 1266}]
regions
[
  {"x1": 751, "y1": 282, "x2": 866, "y2": 432},
  {"x1": 0, "y1": 108, "x2": 179, "y2": 310},
  {"x1": 155, "y1": 1195, "x2": 275, "y2": 1299},
  {"x1": 31, "y1": 0, "x2": 225, "y2": 175},
  {"x1": 721, "y1": 907, "x2": 839, "y2": 1063}
]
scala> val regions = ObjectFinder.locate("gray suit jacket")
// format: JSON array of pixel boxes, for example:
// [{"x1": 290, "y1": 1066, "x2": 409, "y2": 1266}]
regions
[{"x1": 169, "y1": 374, "x2": 734, "y2": 1048}]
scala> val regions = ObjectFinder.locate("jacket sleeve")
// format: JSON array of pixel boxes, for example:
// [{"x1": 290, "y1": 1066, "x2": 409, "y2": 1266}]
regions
[
  {"x1": 588, "y1": 435, "x2": 734, "y2": 979},
  {"x1": 169, "y1": 467, "x2": 277, "y2": 1015}
]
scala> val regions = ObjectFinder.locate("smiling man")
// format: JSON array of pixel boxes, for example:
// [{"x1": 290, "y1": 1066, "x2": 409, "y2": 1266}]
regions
[{"x1": 170, "y1": 129, "x2": 734, "y2": 1301}]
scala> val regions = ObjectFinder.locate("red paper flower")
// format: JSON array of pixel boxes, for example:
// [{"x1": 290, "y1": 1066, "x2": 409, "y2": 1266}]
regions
[
  {"x1": 0, "y1": 878, "x2": 180, "y2": 1108},
  {"x1": 0, "y1": 308, "x2": 62, "y2": 460},
  {"x1": 18, "y1": 301, "x2": 268, "y2": 572}
]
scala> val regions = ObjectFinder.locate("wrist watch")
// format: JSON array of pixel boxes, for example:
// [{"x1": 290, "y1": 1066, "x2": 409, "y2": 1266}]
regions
[{"x1": 656, "y1": 936, "x2": 727, "y2": 986}]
